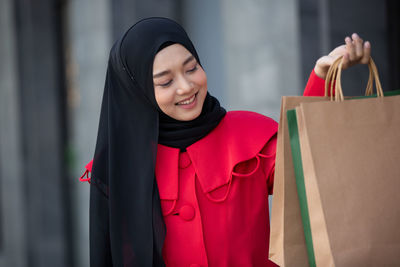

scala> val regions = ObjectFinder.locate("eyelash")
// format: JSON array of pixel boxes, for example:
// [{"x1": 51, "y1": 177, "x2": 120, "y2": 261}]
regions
[
  {"x1": 160, "y1": 80, "x2": 172, "y2": 87},
  {"x1": 187, "y1": 65, "x2": 198, "y2": 73},
  {"x1": 158, "y1": 64, "x2": 198, "y2": 87}
]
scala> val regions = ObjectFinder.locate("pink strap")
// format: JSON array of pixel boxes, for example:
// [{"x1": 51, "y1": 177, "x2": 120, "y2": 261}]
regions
[
  {"x1": 79, "y1": 169, "x2": 91, "y2": 183},
  {"x1": 85, "y1": 160, "x2": 93, "y2": 172},
  {"x1": 79, "y1": 160, "x2": 93, "y2": 183}
]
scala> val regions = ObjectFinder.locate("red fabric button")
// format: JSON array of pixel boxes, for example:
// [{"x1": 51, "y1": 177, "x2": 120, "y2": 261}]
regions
[
  {"x1": 179, "y1": 152, "x2": 191, "y2": 169},
  {"x1": 189, "y1": 264, "x2": 201, "y2": 267},
  {"x1": 179, "y1": 205, "x2": 195, "y2": 221}
]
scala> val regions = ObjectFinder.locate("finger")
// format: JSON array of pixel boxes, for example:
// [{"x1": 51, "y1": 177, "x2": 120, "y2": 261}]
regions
[
  {"x1": 341, "y1": 53, "x2": 350, "y2": 69},
  {"x1": 352, "y1": 33, "x2": 364, "y2": 58},
  {"x1": 345, "y1": 36, "x2": 356, "y2": 61},
  {"x1": 360, "y1": 41, "x2": 371, "y2": 64}
]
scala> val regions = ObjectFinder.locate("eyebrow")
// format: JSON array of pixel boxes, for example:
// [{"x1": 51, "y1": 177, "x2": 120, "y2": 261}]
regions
[
  {"x1": 183, "y1": 55, "x2": 195, "y2": 66},
  {"x1": 153, "y1": 55, "x2": 195, "y2": 79}
]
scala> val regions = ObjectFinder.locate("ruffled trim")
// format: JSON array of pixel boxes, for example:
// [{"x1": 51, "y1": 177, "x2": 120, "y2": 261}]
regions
[
  {"x1": 156, "y1": 111, "x2": 278, "y2": 202},
  {"x1": 187, "y1": 111, "x2": 277, "y2": 194}
]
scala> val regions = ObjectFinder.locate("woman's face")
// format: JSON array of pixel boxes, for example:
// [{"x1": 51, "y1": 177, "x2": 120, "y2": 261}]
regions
[{"x1": 153, "y1": 44, "x2": 207, "y2": 121}]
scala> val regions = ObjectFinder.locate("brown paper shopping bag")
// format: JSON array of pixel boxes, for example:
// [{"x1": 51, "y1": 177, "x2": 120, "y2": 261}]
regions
[
  {"x1": 269, "y1": 96, "x2": 328, "y2": 267},
  {"x1": 295, "y1": 57, "x2": 400, "y2": 266}
]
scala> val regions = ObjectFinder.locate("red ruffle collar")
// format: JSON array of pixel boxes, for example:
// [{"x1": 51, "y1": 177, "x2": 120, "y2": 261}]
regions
[{"x1": 155, "y1": 111, "x2": 278, "y2": 199}]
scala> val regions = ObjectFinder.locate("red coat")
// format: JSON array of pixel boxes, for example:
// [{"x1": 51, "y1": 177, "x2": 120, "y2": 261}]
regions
[
  {"x1": 155, "y1": 71, "x2": 325, "y2": 267},
  {"x1": 156, "y1": 111, "x2": 278, "y2": 267},
  {"x1": 81, "y1": 70, "x2": 325, "y2": 267}
]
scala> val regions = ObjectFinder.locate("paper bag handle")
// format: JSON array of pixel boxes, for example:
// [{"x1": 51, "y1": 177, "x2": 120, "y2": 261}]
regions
[{"x1": 324, "y1": 56, "x2": 384, "y2": 101}]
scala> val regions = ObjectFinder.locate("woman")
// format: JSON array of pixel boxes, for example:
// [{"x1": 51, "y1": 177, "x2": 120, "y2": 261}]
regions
[{"x1": 81, "y1": 17, "x2": 371, "y2": 266}]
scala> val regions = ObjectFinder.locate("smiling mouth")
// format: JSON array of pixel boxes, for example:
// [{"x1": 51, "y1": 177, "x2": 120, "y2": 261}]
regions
[{"x1": 176, "y1": 93, "x2": 198, "y2": 105}]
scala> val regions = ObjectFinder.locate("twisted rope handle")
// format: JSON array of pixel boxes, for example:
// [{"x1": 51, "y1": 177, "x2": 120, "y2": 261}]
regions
[{"x1": 324, "y1": 56, "x2": 384, "y2": 101}]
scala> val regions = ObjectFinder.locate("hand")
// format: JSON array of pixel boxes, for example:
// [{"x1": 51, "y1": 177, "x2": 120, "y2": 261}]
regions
[{"x1": 314, "y1": 33, "x2": 371, "y2": 79}]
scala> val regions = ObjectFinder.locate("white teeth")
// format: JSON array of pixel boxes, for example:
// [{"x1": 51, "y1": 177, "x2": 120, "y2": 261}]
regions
[{"x1": 178, "y1": 94, "x2": 196, "y2": 105}]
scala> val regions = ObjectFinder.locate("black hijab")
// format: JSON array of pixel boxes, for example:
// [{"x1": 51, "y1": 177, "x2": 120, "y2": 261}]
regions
[{"x1": 90, "y1": 17, "x2": 225, "y2": 267}]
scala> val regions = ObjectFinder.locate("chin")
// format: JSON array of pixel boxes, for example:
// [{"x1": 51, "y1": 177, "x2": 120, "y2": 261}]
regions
[{"x1": 178, "y1": 109, "x2": 202, "y2": 121}]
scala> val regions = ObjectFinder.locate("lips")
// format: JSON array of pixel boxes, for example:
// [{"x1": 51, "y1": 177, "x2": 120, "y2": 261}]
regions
[{"x1": 176, "y1": 93, "x2": 197, "y2": 105}]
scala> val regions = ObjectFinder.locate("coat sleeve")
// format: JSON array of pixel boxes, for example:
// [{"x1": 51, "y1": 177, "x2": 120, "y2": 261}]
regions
[
  {"x1": 303, "y1": 69, "x2": 326, "y2": 96},
  {"x1": 259, "y1": 134, "x2": 277, "y2": 195},
  {"x1": 89, "y1": 182, "x2": 113, "y2": 266}
]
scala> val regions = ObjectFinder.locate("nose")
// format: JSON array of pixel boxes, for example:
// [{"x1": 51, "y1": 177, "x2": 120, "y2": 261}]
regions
[{"x1": 176, "y1": 75, "x2": 193, "y2": 95}]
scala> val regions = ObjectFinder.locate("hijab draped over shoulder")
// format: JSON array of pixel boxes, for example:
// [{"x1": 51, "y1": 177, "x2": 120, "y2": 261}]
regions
[{"x1": 90, "y1": 17, "x2": 225, "y2": 266}]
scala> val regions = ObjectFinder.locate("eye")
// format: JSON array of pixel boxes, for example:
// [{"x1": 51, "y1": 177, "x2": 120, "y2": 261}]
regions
[
  {"x1": 187, "y1": 64, "x2": 198, "y2": 73},
  {"x1": 159, "y1": 80, "x2": 173, "y2": 87}
]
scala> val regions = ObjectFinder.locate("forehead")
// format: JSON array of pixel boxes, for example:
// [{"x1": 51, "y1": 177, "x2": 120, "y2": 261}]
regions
[{"x1": 153, "y1": 43, "x2": 193, "y2": 71}]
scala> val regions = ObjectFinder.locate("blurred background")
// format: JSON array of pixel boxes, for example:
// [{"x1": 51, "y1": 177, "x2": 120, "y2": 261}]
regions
[{"x1": 0, "y1": 0, "x2": 399, "y2": 266}]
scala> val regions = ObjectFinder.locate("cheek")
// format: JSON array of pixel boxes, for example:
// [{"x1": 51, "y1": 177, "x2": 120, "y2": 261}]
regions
[
  {"x1": 154, "y1": 88, "x2": 174, "y2": 110},
  {"x1": 194, "y1": 69, "x2": 208, "y2": 92}
]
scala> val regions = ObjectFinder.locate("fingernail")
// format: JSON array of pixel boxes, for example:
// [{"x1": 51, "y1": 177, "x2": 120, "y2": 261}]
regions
[
  {"x1": 352, "y1": 33, "x2": 358, "y2": 38},
  {"x1": 345, "y1": 37, "x2": 351, "y2": 42},
  {"x1": 364, "y1": 41, "x2": 371, "y2": 48}
]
